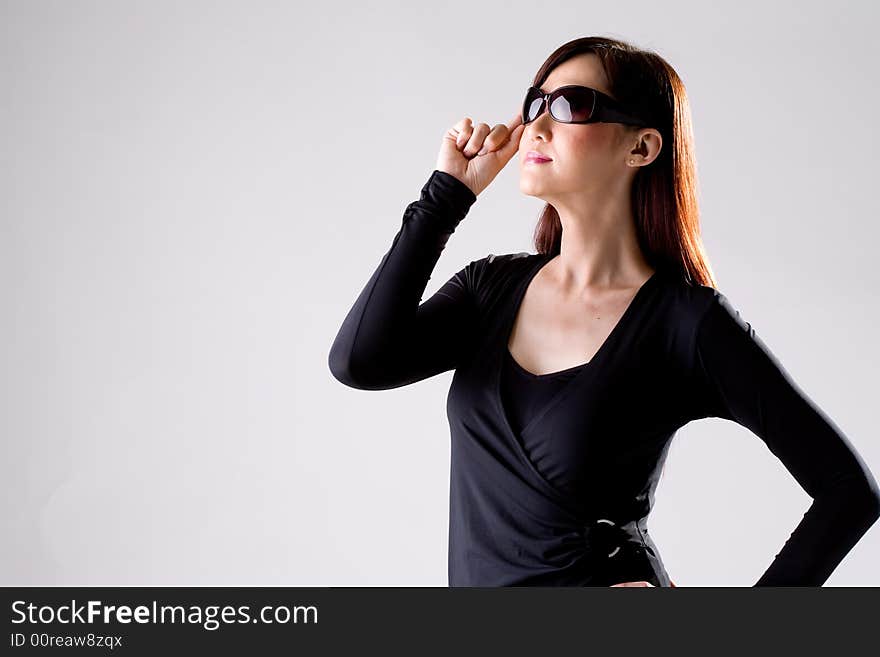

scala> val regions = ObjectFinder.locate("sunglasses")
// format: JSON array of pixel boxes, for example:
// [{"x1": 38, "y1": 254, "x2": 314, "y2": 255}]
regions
[{"x1": 522, "y1": 84, "x2": 648, "y2": 127}]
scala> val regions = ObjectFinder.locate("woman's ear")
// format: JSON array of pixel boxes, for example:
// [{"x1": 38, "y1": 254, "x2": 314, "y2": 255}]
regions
[{"x1": 631, "y1": 129, "x2": 662, "y2": 166}]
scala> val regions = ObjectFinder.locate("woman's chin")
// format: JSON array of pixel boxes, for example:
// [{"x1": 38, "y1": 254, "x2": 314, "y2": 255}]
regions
[{"x1": 519, "y1": 179, "x2": 553, "y2": 200}]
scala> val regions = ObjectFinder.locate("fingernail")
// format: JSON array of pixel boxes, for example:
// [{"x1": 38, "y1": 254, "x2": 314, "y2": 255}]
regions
[{"x1": 477, "y1": 147, "x2": 487, "y2": 155}]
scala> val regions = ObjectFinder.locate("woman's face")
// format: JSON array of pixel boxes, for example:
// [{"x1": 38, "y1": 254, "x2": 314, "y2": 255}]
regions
[{"x1": 519, "y1": 53, "x2": 638, "y2": 203}]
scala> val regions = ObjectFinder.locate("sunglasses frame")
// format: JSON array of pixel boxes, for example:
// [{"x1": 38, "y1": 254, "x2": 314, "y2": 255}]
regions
[{"x1": 523, "y1": 84, "x2": 648, "y2": 127}]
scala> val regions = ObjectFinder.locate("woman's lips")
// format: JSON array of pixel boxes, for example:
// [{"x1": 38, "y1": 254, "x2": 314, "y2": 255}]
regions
[{"x1": 525, "y1": 151, "x2": 552, "y2": 163}]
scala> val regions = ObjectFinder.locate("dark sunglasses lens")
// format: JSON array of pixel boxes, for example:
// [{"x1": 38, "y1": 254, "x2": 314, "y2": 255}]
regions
[
  {"x1": 523, "y1": 88, "x2": 544, "y2": 123},
  {"x1": 550, "y1": 87, "x2": 594, "y2": 123}
]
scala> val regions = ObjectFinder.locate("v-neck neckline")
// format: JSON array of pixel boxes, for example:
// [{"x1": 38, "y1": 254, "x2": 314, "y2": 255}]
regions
[
  {"x1": 495, "y1": 253, "x2": 660, "y2": 445},
  {"x1": 506, "y1": 348, "x2": 586, "y2": 380}
]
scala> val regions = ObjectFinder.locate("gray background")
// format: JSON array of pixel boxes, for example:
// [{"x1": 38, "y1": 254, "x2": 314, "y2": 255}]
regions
[{"x1": 3, "y1": 0, "x2": 878, "y2": 586}]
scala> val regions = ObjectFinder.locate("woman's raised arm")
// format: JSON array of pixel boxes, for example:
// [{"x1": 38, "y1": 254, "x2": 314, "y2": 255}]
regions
[
  {"x1": 328, "y1": 169, "x2": 480, "y2": 390},
  {"x1": 329, "y1": 112, "x2": 525, "y2": 390}
]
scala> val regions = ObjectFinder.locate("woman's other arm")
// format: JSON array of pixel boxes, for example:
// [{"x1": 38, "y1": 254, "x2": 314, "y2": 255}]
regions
[{"x1": 692, "y1": 291, "x2": 880, "y2": 586}]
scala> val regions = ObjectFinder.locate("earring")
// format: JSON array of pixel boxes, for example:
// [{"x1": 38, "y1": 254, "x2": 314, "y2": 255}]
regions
[{"x1": 629, "y1": 159, "x2": 635, "y2": 165}]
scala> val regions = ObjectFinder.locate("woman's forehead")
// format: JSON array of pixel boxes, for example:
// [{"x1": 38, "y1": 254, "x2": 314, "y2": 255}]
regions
[{"x1": 541, "y1": 54, "x2": 609, "y2": 95}]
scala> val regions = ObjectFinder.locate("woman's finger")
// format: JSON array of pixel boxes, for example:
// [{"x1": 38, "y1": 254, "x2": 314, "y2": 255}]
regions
[
  {"x1": 477, "y1": 123, "x2": 511, "y2": 155},
  {"x1": 463, "y1": 122, "x2": 491, "y2": 158},
  {"x1": 507, "y1": 109, "x2": 524, "y2": 132},
  {"x1": 453, "y1": 117, "x2": 474, "y2": 148},
  {"x1": 476, "y1": 110, "x2": 525, "y2": 156},
  {"x1": 610, "y1": 581, "x2": 654, "y2": 587}
]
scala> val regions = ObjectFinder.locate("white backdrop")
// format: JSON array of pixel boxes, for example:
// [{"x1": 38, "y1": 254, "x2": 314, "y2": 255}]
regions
[{"x1": 3, "y1": 0, "x2": 878, "y2": 586}]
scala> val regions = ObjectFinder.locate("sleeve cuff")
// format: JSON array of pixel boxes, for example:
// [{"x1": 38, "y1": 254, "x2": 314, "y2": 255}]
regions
[{"x1": 419, "y1": 169, "x2": 478, "y2": 217}]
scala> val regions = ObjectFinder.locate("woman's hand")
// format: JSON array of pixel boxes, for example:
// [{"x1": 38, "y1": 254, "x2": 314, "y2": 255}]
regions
[
  {"x1": 610, "y1": 581, "x2": 654, "y2": 587},
  {"x1": 609, "y1": 579, "x2": 677, "y2": 587},
  {"x1": 435, "y1": 110, "x2": 525, "y2": 197}
]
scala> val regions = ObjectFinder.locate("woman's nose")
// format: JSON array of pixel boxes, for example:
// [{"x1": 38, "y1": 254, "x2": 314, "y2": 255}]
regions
[{"x1": 528, "y1": 113, "x2": 553, "y2": 141}]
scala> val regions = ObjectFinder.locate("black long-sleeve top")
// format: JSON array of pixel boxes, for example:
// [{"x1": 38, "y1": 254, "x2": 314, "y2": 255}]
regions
[{"x1": 328, "y1": 168, "x2": 880, "y2": 586}]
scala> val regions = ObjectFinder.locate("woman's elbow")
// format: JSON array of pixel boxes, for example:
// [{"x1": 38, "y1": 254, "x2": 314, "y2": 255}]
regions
[
  {"x1": 328, "y1": 341, "x2": 366, "y2": 389},
  {"x1": 841, "y1": 470, "x2": 880, "y2": 528},
  {"x1": 860, "y1": 472, "x2": 880, "y2": 524},
  {"x1": 328, "y1": 339, "x2": 388, "y2": 390}
]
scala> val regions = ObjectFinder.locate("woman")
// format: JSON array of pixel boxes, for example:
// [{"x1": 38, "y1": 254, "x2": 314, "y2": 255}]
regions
[{"x1": 328, "y1": 36, "x2": 880, "y2": 587}]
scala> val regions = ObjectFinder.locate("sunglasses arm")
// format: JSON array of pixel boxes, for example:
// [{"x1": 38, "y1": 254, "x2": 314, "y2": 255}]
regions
[{"x1": 595, "y1": 102, "x2": 648, "y2": 127}]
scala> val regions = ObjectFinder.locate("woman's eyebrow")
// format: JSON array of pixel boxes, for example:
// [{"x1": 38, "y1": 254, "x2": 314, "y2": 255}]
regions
[{"x1": 539, "y1": 84, "x2": 580, "y2": 93}]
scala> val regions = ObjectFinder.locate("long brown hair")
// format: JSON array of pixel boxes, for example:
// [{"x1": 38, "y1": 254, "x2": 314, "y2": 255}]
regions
[{"x1": 530, "y1": 36, "x2": 717, "y2": 288}]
